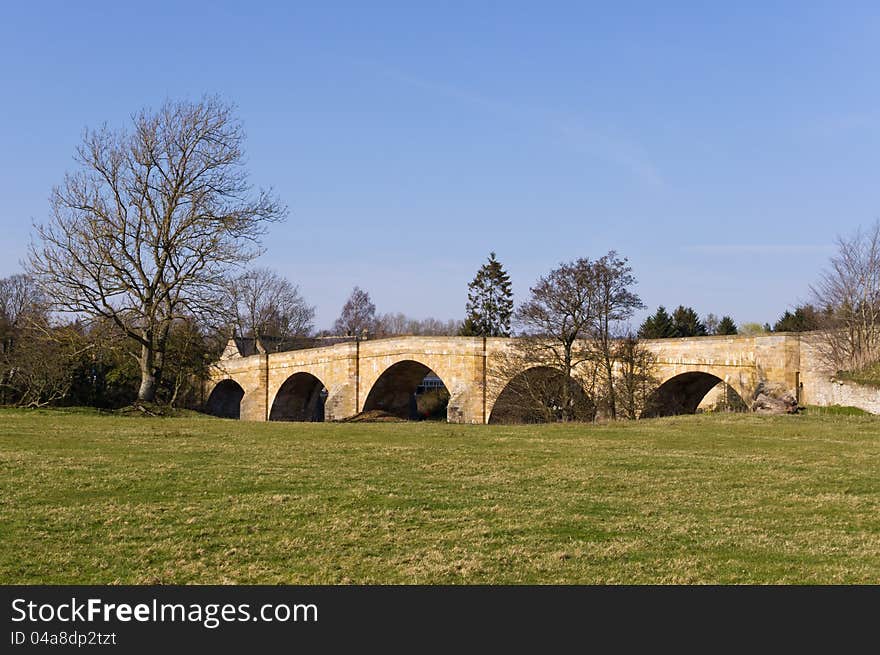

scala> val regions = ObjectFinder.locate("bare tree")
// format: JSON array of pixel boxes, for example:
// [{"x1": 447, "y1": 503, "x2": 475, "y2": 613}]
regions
[
  {"x1": 27, "y1": 97, "x2": 286, "y2": 402},
  {"x1": 0, "y1": 274, "x2": 52, "y2": 405},
  {"x1": 333, "y1": 287, "x2": 376, "y2": 337},
  {"x1": 511, "y1": 258, "x2": 599, "y2": 421},
  {"x1": 704, "y1": 313, "x2": 720, "y2": 335},
  {"x1": 492, "y1": 252, "x2": 645, "y2": 422},
  {"x1": 228, "y1": 267, "x2": 315, "y2": 348},
  {"x1": 0, "y1": 323, "x2": 86, "y2": 407},
  {"x1": 0, "y1": 276, "x2": 93, "y2": 408},
  {"x1": 586, "y1": 252, "x2": 644, "y2": 419},
  {"x1": 374, "y1": 312, "x2": 409, "y2": 336},
  {"x1": 416, "y1": 317, "x2": 461, "y2": 336},
  {"x1": 612, "y1": 335, "x2": 659, "y2": 420},
  {"x1": 162, "y1": 318, "x2": 217, "y2": 407},
  {"x1": 811, "y1": 220, "x2": 880, "y2": 372},
  {"x1": 738, "y1": 322, "x2": 769, "y2": 336},
  {"x1": 489, "y1": 355, "x2": 596, "y2": 423},
  {"x1": 0, "y1": 274, "x2": 46, "y2": 354},
  {"x1": 374, "y1": 312, "x2": 460, "y2": 336}
]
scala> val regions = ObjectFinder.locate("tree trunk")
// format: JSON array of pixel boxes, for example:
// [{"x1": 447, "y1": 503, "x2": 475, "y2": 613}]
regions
[
  {"x1": 561, "y1": 347, "x2": 573, "y2": 422},
  {"x1": 138, "y1": 343, "x2": 157, "y2": 402},
  {"x1": 154, "y1": 322, "x2": 170, "y2": 397},
  {"x1": 601, "y1": 312, "x2": 618, "y2": 420},
  {"x1": 169, "y1": 373, "x2": 181, "y2": 408},
  {"x1": 604, "y1": 356, "x2": 616, "y2": 420}
]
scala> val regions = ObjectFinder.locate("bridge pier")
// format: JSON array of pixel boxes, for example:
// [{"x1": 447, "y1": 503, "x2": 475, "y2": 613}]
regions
[{"x1": 325, "y1": 383, "x2": 358, "y2": 421}]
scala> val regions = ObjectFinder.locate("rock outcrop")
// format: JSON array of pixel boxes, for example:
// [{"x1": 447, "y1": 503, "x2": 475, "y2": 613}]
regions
[{"x1": 752, "y1": 382, "x2": 798, "y2": 414}]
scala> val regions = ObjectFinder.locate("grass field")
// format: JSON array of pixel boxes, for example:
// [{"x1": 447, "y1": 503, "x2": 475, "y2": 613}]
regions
[{"x1": 1, "y1": 408, "x2": 878, "y2": 584}]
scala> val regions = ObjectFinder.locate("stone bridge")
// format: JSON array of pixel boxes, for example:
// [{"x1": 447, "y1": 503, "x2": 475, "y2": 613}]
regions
[{"x1": 204, "y1": 333, "x2": 850, "y2": 422}]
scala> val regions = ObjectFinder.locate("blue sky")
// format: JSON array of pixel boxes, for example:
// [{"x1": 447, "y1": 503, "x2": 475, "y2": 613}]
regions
[{"x1": 1, "y1": 2, "x2": 878, "y2": 329}]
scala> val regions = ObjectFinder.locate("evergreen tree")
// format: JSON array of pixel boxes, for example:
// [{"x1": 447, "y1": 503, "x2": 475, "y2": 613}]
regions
[
  {"x1": 773, "y1": 305, "x2": 820, "y2": 332},
  {"x1": 672, "y1": 305, "x2": 708, "y2": 337},
  {"x1": 463, "y1": 252, "x2": 513, "y2": 337},
  {"x1": 458, "y1": 317, "x2": 480, "y2": 337},
  {"x1": 716, "y1": 315, "x2": 738, "y2": 335},
  {"x1": 638, "y1": 306, "x2": 676, "y2": 339}
]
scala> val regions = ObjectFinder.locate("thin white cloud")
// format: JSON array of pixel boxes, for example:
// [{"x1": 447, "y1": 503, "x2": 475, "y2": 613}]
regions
[
  {"x1": 367, "y1": 64, "x2": 520, "y2": 118},
  {"x1": 684, "y1": 244, "x2": 834, "y2": 255},
  {"x1": 554, "y1": 122, "x2": 665, "y2": 189},
  {"x1": 802, "y1": 112, "x2": 880, "y2": 138},
  {"x1": 349, "y1": 58, "x2": 665, "y2": 188}
]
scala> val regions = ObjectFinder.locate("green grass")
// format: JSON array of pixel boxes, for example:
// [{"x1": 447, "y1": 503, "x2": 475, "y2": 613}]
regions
[
  {"x1": 803, "y1": 404, "x2": 870, "y2": 416},
  {"x1": 1, "y1": 409, "x2": 879, "y2": 584},
  {"x1": 837, "y1": 362, "x2": 880, "y2": 388}
]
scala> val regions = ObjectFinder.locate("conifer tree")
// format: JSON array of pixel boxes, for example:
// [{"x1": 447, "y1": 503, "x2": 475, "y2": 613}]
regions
[
  {"x1": 461, "y1": 252, "x2": 513, "y2": 337},
  {"x1": 458, "y1": 317, "x2": 480, "y2": 337},
  {"x1": 772, "y1": 305, "x2": 819, "y2": 332},
  {"x1": 638, "y1": 306, "x2": 676, "y2": 339},
  {"x1": 672, "y1": 305, "x2": 707, "y2": 337},
  {"x1": 716, "y1": 315, "x2": 738, "y2": 335}
]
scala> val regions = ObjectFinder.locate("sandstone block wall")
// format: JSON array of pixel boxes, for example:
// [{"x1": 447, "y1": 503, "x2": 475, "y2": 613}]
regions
[
  {"x1": 797, "y1": 335, "x2": 880, "y2": 413},
  {"x1": 208, "y1": 332, "x2": 880, "y2": 422},
  {"x1": 208, "y1": 354, "x2": 268, "y2": 421}
]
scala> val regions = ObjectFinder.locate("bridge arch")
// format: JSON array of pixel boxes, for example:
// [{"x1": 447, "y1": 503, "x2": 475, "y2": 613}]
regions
[
  {"x1": 641, "y1": 371, "x2": 749, "y2": 418},
  {"x1": 205, "y1": 379, "x2": 245, "y2": 419},
  {"x1": 207, "y1": 334, "x2": 799, "y2": 423},
  {"x1": 488, "y1": 366, "x2": 595, "y2": 424},
  {"x1": 362, "y1": 359, "x2": 450, "y2": 420},
  {"x1": 270, "y1": 372, "x2": 327, "y2": 422}
]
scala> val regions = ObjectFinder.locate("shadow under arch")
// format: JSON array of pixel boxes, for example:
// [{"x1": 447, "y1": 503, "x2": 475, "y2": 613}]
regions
[
  {"x1": 205, "y1": 379, "x2": 245, "y2": 419},
  {"x1": 270, "y1": 372, "x2": 327, "y2": 422},
  {"x1": 641, "y1": 372, "x2": 748, "y2": 418},
  {"x1": 488, "y1": 366, "x2": 595, "y2": 424},
  {"x1": 363, "y1": 360, "x2": 449, "y2": 420}
]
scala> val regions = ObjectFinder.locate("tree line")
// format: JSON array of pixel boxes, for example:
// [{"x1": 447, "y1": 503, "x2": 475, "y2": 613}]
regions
[{"x1": 2, "y1": 96, "x2": 876, "y2": 414}]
